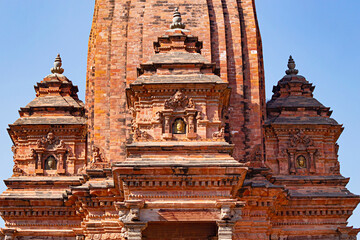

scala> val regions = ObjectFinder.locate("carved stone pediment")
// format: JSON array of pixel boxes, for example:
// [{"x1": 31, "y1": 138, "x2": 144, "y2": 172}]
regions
[
  {"x1": 36, "y1": 132, "x2": 66, "y2": 150},
  {"x1": 164, "y1": 91, "x2": 195, "y2": 110}
]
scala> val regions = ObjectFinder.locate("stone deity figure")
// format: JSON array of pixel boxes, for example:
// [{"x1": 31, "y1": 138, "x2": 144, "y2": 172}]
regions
[
  {"x1": 296, "y1": 155, "x2": 306, "y2": 168},
  {"x1": 45, "y1": 156, "x2": 57, "y2": 170},
  {"x1": 173, "y1": 119, "x2": 186, "y2": 134}
]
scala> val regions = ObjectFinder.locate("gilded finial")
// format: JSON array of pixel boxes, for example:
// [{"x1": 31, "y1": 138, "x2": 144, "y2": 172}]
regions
[
  {"x1": 170, "y1": 7, "x2": 185, "y2": 29},
  {"x1": 51, "y1": 54, "x2": 64, "y2": 74},
  {"x1": 285, "y1": 55, "x2": 299, "y2": 75}
]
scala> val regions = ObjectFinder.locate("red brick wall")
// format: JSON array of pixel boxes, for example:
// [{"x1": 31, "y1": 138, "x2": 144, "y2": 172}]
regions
[{"x1": 86, "y1": 0, "x2": 265, "y2": 162}]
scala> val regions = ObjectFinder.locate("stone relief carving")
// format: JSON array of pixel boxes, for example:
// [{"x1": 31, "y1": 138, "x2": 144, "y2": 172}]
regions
[
  {"x1": 164, "y1": 91, "x2": 195, "y2": 110},
  {"x1": 128, "y1": 208, "x2": 140, "y2": 221},
  {"x1": 196, "y1": 111, "x2": 204, "y2": 120},
  {"x1": 152, "y1": 111, "x2": 162, "y2": 122},
  {"x1": 92, "y1": 146, "x2": 104, "y2": 163},
  {"x1": 119, "y1": 208, "x2": 141, "y2": 222},
  {"x1": 290, "y1": 130, "x2": 313, "y2": 148},
  {"x1": 28, "y1": 149, "x2": 36, "y2": 160},
  {"x1": 213, "y1": 127, "x2": 225, "y2": 139},
  {"x1": 89, "y1": 145, "x2": 107, "y2": 169},
  {"x1": 129, "y1": 107, "x2": 152, "y2": 141},
  {"x1": 85, "y1": 233, "x2": 124, "y2": 240},
  {"x1": 220, "y1": 206, "x2": 233, "y2": 220},
  {"x1": 12, "y1": 161, "x2": 24, "y2": 176},
  {"x1": 129, "y1": 107, "x2": 137, "y2": 118},
  {"x1": 120, "y1": 226, "x2": 128, "y2": 239},
  {"x1": 134, "y1": 128, "x2": 151, "y2": 141},
  {"x1": 11, "y1": 145, "x2": 17, "y2": 160},
  {"x1": 4, "y1": 235, "x2": 14, "y2": 240},
  {"x1": 36, "y1": 132, "x2": 66, "y2": 150}
]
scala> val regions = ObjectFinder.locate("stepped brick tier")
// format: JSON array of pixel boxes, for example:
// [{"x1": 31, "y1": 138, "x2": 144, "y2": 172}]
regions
[{"x1": 0, "y1": 2, "x2": 359, "y2": 240}]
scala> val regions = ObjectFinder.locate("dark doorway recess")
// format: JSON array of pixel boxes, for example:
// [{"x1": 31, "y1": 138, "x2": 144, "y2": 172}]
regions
[{"x1": 142, "y1": 221, "x2": 217, "y2": 240}]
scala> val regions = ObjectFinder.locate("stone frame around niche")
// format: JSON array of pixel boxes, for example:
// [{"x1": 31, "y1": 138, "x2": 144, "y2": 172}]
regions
[
  {"x1": 33, "y1": 133, "x2": 67, "y2": 175},
  {"x1": 162, "y1": 108, "x2": 198, "y2": 140}
]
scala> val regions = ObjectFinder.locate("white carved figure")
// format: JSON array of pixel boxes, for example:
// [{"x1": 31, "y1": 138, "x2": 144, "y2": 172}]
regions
[
  {"x1": 128, "y1": 207, "x2": 140, "y2": 221},
  {"x1": 221, "y1": 206, "x2": 233, "y2": 220}
]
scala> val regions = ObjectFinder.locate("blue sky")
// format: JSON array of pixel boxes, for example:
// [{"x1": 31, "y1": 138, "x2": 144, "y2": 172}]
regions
[{"x1": 0, "y1": 0, "x2": 359, "y2": 227}]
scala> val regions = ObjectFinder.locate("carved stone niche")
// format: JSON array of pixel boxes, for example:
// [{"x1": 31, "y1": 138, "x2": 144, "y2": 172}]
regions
[
  {"x1": 32, "y1": 132, "x2": 67, "y2": 175},
  {"x1": 161, "y1": 91, "x2": 197, "y2": 140},
  {"x1": 287, "y1": 130, "x2": 316, "y2": 174}
]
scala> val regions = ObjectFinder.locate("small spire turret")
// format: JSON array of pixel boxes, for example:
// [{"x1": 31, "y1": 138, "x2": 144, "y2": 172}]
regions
[
  {"x1": 51, "y1": 54, "x2": 64, "y2": 74},
  {"x1": 170, "y1": 7, "x2": 185, "y2": 29},
  {"x1": 285, "y1": 55, "x2": 299, "y2": 75}
]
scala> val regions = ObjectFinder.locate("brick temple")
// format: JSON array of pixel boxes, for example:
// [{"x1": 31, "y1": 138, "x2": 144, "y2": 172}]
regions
[{"x1": 0, "y1": 1, "x2": 359, "y2": 239}]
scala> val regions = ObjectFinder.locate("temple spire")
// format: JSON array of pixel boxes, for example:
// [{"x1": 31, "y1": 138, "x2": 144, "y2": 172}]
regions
[
  {"x1": 170, "y1": 7, "x2": 185, "y2": 29},
  {"x1": 285, "y1": 55, "x2": 299, "y2": 75},
  {"x1": 51, "y1": 54, "x2": 64, "y2": 74}
]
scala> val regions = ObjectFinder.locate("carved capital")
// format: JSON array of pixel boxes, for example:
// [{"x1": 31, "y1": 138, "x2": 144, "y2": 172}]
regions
[{"x1": 117, "y1": 200, "x2": 145, "y2": 223}]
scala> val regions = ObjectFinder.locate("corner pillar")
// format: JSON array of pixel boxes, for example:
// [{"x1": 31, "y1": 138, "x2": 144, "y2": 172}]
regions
[
  {"x1": 217, "y1": 221, "x2": 235, "y2": 240},
  {"x1": 215, "y1": 199, "x2": 244, "y2": 240}
]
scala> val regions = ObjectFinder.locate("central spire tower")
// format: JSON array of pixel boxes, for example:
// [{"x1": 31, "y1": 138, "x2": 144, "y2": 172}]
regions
[{"x1": 86, "y1": 0, "x2": 265, "y2": 164}]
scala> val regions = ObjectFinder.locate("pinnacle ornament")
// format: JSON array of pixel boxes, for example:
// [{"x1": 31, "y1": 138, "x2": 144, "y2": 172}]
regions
[
  {"x1": 51, "y1": 54, "x2": 64, "y2": 74},
  {"x1": 285, "y1": 55, "x2": 299, "y2": 75},
  {"x1": 170, "y1": 7, "x2": 185, "y2": 29}
]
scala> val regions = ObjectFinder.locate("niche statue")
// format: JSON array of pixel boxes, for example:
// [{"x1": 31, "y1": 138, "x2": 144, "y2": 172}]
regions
[{"x1": 173, "y1": 119, "x2": 186, "y2": 134}]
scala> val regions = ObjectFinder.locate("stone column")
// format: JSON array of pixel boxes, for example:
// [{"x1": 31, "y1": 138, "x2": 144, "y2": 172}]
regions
[
  {"x1": 289, "y1": 151, "x2": 295, "y2": 174},
  {"x1": 215, "y1": 199, "x2": 243, "y2": 240},
  {"x1": 124, "y1": 222, "x2": 147, "y2": 240},
  {"x1": 35, "y1": 151, "x2": 44, "y2": 174},
  {"x1": 162, "y1": 110, "x2": 173, "y2": 139},
  {"x1": 217, "y1": 221, "x2": 235, "y2": 240},
  {"x1": 308, "y1": 149, "x2": 316, "y2": 173},
  {"x1": 57, "y1": 150, "x2": 66, "y2": 174},
  {"x1": 186, "y1": 110, "x2": 197, "y2": 139}
]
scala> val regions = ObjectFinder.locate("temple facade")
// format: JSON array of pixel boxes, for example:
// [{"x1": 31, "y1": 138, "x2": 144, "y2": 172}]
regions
[{"x1": 0, "y1": 0, "x2": 359, "y2": 239}]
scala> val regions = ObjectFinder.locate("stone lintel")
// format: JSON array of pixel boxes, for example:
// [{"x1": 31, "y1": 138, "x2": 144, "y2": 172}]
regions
[{"x1": 124, "y1": 199, "x2": 145, "y2": 209}]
